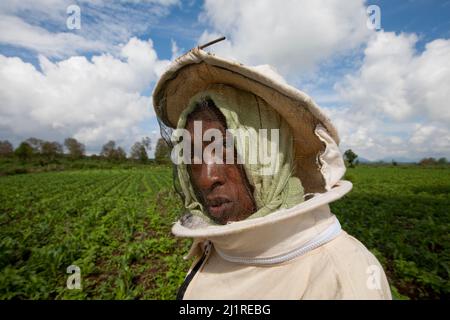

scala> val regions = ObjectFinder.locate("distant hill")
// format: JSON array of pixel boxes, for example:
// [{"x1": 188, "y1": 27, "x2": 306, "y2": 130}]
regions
[
  {"x1": 379, "y1": 156, "x2": 418, "y2": 163},
  {"x1": 357, "y1": 157, "x2": 372, "y2": 163},
  {"x1": 355, "y1": 156, "x2": 418, "y2": 164}
]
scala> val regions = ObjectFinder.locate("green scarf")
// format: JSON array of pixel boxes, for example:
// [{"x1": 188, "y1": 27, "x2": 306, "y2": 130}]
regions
[{"x1": 174, "y1": 84, "x2": 304, "y2": 224}]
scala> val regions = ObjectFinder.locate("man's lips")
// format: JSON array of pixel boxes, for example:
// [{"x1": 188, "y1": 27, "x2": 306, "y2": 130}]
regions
[{"x1": 206, "y1": 196, "x2": 232, "y2": 217}]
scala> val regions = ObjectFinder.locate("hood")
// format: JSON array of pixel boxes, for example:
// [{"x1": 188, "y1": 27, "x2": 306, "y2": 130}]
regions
[
  {"x1": 152, "y1": 45, "x2": 349, "y2": 243},
  {"x1": 173, "y1": 83, "x2": 305, "y2": 224}
]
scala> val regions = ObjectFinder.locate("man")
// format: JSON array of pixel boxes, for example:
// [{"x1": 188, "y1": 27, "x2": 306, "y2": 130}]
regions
[{"x1": 152, "y1": 43, "x2": 392, "y2": 300}]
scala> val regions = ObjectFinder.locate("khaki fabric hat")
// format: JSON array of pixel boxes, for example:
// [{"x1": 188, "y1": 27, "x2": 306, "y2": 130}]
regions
[{"x1": 152, "y1": 44, "x2": 342, "y2": 193}]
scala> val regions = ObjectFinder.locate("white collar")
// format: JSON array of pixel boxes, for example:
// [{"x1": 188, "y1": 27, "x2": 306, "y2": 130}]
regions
[
  {"x1": 172, "y1": 180, "x2": 352, "y2": 261},
  {"x1": 214, "y1": 216, "x2": 342, "y2": 265}
]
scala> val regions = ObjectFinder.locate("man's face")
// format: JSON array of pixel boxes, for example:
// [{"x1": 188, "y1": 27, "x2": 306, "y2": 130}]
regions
[{"x1": 185, "y1": 110, "x2": 256, "y2": 225}]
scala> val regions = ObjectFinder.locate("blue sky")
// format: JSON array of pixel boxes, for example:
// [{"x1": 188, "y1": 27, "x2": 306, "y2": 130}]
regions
[
  {"x1": 3, "y1": 1, "x2": 449, "y2": 62},
  {"x1": 0, "y1": 0, "x2": 449, "y2": 161},
  {"x1": 372, "y1": 0, "x2": 450, "y2": 42}
]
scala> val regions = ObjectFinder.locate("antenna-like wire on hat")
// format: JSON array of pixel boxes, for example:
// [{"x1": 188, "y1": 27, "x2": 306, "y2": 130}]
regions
[{"x1": 198, "y1": 36, "x2": 226, "y2": 50}]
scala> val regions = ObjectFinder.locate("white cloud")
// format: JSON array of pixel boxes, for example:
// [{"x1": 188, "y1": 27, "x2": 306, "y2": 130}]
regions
[
  {"x1": 337, "y1": 32, "x2": 450, "y2": 123},
  {"x1": 195, "y1": 1, "x2": 450, "y2": 160},
  {"x1": 170, "y1": 38, "x2": 182, "y2": 60},
  {"x1": 331, "y1": 31, "x2": 450, "y2": 160},
  {"x1": 197, "y1": 0, "x2": 370, "y2": 76},
  {"x1": 0, "y1": 37, "x2": 170, "y2": 154},
  {"x1": 409, "y1": 123, "x2": 450, "y2": 153},
  {"x1": 0, "y1": 0, "x2": 181, "y2": 58},
  {"x1": 1, "y1": 1, "x2": 448, "y2": 162},
  {"x1": 0, "y1": 14, "x2": 108, "y2": 58}
]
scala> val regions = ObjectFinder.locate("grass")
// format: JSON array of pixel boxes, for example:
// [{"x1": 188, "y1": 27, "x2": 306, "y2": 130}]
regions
[
  {"x1": 0, "y1": 156, "x2": 163, "y2": 176},
  {"x1": 332, "y1": 165, "x2": 449, "y2": 299},
  {"x1": 0, "y1": 168, "x2": 191, "y2": 299},
  {"x1": 0, "y1": 165, "x2": 448, "y2": 299}
]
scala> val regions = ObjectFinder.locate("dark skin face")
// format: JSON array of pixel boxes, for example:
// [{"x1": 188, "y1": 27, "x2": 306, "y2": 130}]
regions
[{"x1": 185, "y1": 111, "x2": 256, "y2": 225}]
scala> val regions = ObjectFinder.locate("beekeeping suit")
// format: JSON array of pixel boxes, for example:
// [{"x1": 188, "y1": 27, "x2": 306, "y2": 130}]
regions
[{"x1": 152, "y1": 45, "x2": 392, "y2": 300}]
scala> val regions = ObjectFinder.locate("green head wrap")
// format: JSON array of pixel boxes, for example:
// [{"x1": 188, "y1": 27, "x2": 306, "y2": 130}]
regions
[{"x1": 173, "y1": 84, "x2": 304, "y2": 224}]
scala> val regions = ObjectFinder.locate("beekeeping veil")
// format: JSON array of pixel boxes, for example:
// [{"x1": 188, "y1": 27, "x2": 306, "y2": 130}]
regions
[
  {"x1": 174, "y1": 83, "x2": 304, "y2": 224},
  {"x1": 152, "y1": 39, "x2": 346, "y2": 226}
]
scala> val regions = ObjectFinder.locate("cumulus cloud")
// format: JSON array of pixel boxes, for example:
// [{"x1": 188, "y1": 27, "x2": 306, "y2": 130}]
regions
[
  {"x1": 0, "y1": 37, "x2": 170, "y2": 154},
  {"x1": 337, "y1": 32, "x2": 450, "y2": 123},
  {"x1": 197, "y1": 0, "x2": 370, "y2": 75},
  {"x1": 1, "y1": 1, "x2": 448, "y2": 161},
  {"x1": 0, "y1": 14, "x2": 108, "y2": 58},
  {"x1": 331, "y1": 31, "x2": 450, "y2": 160},
  {"x1": 194, "y1": 1, "x2": 449, "y2": 160},
  {"x1": 0, "y1": 0, "x2": 181, "y2": 58}
]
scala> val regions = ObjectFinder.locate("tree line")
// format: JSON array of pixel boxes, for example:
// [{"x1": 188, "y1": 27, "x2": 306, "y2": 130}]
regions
[
  {"x1": 1, "y1": 140, "x2": 445, "y2": 167},
  {"x1": 0, "y1": 137, "x2": 171, "y2": 164},
  {"x1": 343, "y1": 149, "x2": 448, "y2": 167}
]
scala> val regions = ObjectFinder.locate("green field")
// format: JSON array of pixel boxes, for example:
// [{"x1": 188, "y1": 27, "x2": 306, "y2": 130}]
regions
[
  {"x1": 0, "y1": 167, "x2": 191, "y2": 299},
  {"x1": 331, "y1": 166, "x2": 449, "y2": 299},
  {"x1": 0, "y1": 166, "x2": 448, "y2": 299}
]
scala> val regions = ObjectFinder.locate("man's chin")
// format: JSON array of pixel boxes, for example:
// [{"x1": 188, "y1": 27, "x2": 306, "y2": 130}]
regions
[
  {"x1": 208, "y1": 210, "x2": 239, "y2": 225},
  {"x1": 208, "y1": 212, "x2": 230, "y2": 225},
  {"x1": 207, "y1": 202, "x2": 235, "y2": 224}
]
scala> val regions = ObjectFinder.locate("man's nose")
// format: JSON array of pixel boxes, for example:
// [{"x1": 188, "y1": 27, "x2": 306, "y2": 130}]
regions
[{"x1": 198, "y1": 162, "x2": 226, "y2": 192}]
